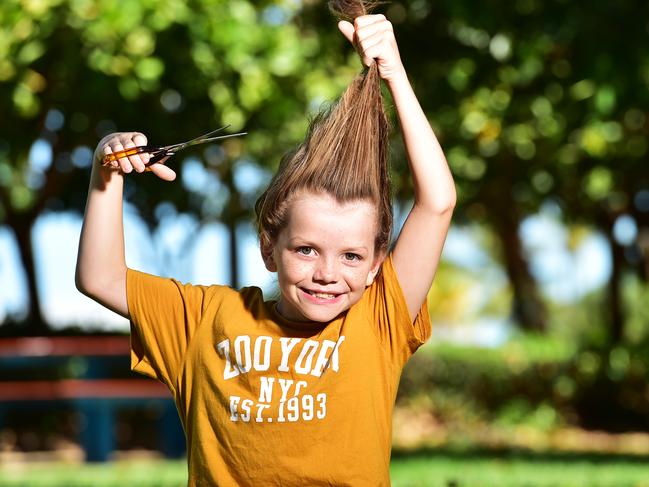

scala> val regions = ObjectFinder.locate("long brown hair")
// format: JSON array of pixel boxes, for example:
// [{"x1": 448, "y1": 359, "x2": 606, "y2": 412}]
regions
[{"x1": 255, "y1": 0, "x2": 392, "y2": 256}]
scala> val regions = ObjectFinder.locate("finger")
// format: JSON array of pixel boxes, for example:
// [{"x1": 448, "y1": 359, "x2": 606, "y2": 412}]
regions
[
  {"x1": 361, "y1": 43, "x2": 389, "y2": 67},
  {"x1": 120, "y1": 138, "x2": 146, "y2": 173},
  {"x1": 354, "y1": 19, "x2": 392, "y2": 43},
  {"x1": 132, "y1": 133, "x2": 150, "y2": 166},
  {"x1": 361, "y1": 54, "x2": 375, "y2": 68},
  {"x1": 355, "y1": 32, "x2": 387, "y2": 67},
  {"x1": 97, "y1": 135, "x2": 123, "y2": 167},
  {"x1": 132, "y1": 132, "x2": 148, "y2": 146},
  {"x1": 101, "y1": 144, "x2": 119, "y2": 168},
  {"x1": 111, "y1": 142, "x2": 133, "y2": 173},
  {"x1": 337, "y1": 20, "x2": 355, "y2": 44},
  {"x1": 354, "y1": 14, "x2": 386, "y2": 29},
  {"x1": 148, "y1": 162, "x2": 176, "y2": 181},
  {"x1": 356, "y1": 31, "x2": 386, "y2": 57}
]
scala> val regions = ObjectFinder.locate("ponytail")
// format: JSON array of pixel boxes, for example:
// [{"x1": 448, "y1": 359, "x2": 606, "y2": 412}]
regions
[{"x1": 256, "y1": 0, "x2": 392, "y2": 255}]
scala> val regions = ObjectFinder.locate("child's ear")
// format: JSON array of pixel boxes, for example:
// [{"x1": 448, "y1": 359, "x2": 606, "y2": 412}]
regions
[
  {"x1": 260, "y1": 241, "x2": 277, "y2": 272},
  {"x1": 366, "y1": 251, "x2": 386, "y2": 287}
]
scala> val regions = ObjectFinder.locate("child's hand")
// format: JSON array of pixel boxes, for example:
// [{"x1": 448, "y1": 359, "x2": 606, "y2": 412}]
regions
[
  {"x1": 338, "y1": 15, "x2": 406, "y2": 84},
  {"x1": 94, "y1": 132, "x2": 176, "y2": 181}
]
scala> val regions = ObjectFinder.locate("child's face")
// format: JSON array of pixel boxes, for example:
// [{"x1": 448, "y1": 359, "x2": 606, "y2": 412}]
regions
[{"x1": 263, "y1": 191, "x2": 384, "y2": 323}]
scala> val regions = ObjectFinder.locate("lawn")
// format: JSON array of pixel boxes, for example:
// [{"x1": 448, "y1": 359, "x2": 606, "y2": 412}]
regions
[
  {"x1": 2, "y1": 449, "x2": 649, "y2": 487},
  {"x1": 389, "y1": 448, "x2": 649, "y2": 487}
]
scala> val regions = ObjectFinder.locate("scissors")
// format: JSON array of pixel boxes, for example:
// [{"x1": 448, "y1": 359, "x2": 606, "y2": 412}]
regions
[{"x1": 101, "y1": 125, "x2": 247, "y2": 168}]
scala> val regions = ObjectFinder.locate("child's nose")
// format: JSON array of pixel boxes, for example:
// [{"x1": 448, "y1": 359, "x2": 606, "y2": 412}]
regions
[{"x1": 313, "y1": 258, "x2": 338, "y2": 283}]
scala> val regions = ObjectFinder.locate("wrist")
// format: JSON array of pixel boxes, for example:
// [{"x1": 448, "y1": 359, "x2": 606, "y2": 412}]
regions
[
  {"x1": 90, "y1": 161, "x2": 123, "y2": 188},
  {"x1": 384, "y1": 67, "x2": 410, "y2": 93}
]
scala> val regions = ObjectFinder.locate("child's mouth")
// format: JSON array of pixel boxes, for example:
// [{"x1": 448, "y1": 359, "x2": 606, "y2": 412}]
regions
[{"x1": 301, "y1": 289, "x2": 341, "y2": 300}]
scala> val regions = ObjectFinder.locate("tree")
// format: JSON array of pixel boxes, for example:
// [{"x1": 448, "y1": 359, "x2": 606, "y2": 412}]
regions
[{"x1": 353, "y1": 0, "x2": 649, "y2": 334}]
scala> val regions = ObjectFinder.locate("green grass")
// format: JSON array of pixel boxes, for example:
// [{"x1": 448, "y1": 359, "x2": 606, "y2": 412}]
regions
[
  {"x1": 390, "y1": 449, "x2": 649, "y2": 487},
  {"x1": 0, "y1": 458, "x2": 187, "y2": 487},
  {"x1": 1, "y1": 449, "x2": 649, "y2": 486}
]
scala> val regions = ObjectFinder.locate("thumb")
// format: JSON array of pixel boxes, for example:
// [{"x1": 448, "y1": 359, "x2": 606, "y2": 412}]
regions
[
  {"x1": 337, "y1": 20, "x2": 355, "y2": 45},
  {"x1": 148, "y1": 159, "x2": 177, "y2": 181}
]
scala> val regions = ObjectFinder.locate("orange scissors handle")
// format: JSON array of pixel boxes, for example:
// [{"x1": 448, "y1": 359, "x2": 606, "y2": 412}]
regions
[{"x1": 102, "y1": 146, "x2": 158, "y2": 166}]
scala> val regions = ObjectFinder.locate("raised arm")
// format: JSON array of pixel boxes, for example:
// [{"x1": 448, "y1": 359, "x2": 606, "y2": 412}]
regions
[
  {"x1": 75, "y1": 132, "x2": 175, "y2": 318},
  {"x1": 339, "y1": 16, "x2": 456, "y2": 321}
]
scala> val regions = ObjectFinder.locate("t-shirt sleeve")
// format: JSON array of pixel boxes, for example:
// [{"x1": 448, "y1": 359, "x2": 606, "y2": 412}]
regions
[
  {"x1": 362, "y1": 254, "x2": 432, "y2": 366},
  {"x1": 126, "y1": 268, "x2": 211, "y2": 393}
]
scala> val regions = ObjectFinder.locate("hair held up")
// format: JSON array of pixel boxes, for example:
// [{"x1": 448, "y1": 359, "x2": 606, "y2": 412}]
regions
[{"x1": 255, "y1": 0, "x2": 392, "y2": 255}]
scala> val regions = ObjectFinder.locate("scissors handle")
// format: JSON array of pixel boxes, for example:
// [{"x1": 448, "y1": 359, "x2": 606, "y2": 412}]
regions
[{"x1": 102, "y1": 145, "x2": 159, "y2": 165}]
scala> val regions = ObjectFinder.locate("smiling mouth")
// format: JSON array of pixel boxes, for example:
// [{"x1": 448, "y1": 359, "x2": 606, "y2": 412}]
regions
[{"x1": 302, "y1": 289, "x2": 341, "y2": 300}]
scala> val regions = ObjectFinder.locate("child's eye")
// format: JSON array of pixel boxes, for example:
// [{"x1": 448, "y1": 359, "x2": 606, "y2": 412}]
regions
[
  {"x1": 296, "y1": 247, "x2": 314, "y2": 256},
  {"x1": 344, "y1": 252, "x2": 361, "y2": 261}
]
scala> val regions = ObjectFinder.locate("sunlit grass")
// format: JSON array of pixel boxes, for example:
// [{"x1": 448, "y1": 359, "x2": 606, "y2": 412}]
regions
[
  {"x1": 0, "y1": 458, "x2": 187, "y2": 487},
  {"x1": 2, "y1": 450, "x2": 649, "y2": 487},
  {"x1": 390, "y1": 449, "x2": 649, "y2": 487}
]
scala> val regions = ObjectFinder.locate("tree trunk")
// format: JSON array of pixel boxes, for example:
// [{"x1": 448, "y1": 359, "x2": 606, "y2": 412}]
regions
[
  {"x1": 227, "y1": 219, "x2": 239, "y2": 289},
  {"x1": 630, "y1": 207, "x2": 649, "y2": 282},
  {"x1": 490, "y1": 205, "x2": 547, "y2": 332},
  {"x1": 222, "y1": 166, "x2": 241, "y2": 290},
  {"x1": 602, "y1": 217, "x2": 625, "y2": 343},
  {"x1": 488, "y1": 185, "x2": 547, "y2": 332},
  {"x1": 8, "y1": 218, "x2": 48, "y2": 335}
]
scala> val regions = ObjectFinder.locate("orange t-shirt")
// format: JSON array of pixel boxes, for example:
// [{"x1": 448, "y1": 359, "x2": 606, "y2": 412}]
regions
[{"x1": 127, "y1": 254, "x2": 430, "y2": 486}]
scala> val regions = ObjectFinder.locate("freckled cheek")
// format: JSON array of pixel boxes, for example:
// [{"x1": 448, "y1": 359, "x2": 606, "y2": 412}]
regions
[
  {"x1": 280, "y1": 258, "x2": 312, "y2": 284},
  {"x1": 345, "y1": 267, "x2": 371, "y2": 291}
]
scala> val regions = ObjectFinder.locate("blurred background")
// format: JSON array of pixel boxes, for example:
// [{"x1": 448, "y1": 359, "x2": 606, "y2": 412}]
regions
[{"x1": 1, "y1": 0, "x2": 649, "y2": 485}]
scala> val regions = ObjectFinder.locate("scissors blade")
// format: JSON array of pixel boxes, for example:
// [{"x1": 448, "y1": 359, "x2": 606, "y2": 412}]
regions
[
  {"x1": 166, "y1": 131, "x2": 247, "y2": 154},
  {"x1": 162, "y1": 125, "x2": 231, "y2": 152}
]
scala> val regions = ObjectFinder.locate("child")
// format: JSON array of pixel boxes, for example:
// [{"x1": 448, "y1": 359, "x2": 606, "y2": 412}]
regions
[{"x1": 76, "y1": 0, "x2": 455, "y2": 484}]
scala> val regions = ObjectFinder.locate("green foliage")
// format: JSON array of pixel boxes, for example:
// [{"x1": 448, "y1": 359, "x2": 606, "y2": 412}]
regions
[
  {"x1": 623, "y1": 275, "x2": 649, "y2": 345},
  {"x1": 0, "y1": 0, "x2": 358, "y2": 225},
  {"x1": 399, "y1": 331, "x2": 649, "y2": 433},
  {"x1": 3, "y1": 0, "x2": 646, "y2": 223},
  {"x1": 389, "y1": 0, "x2": 648, "y2": 221},
  {"x1": 399, "y1": 337, "x2": 569, "y2": 429}
]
